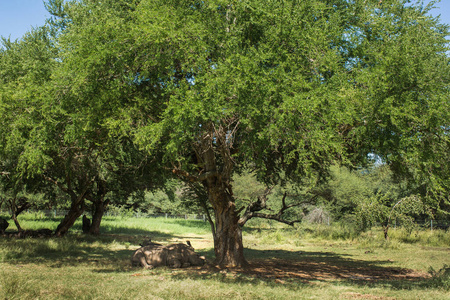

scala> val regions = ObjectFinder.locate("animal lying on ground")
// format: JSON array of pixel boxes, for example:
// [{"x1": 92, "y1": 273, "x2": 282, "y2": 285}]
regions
[
  {"x1": 0, "y1": 218, "x2": 8, "y2": 234},
  {"x1": 131, "y1": 241, "x2": 206, "y2": 269}
]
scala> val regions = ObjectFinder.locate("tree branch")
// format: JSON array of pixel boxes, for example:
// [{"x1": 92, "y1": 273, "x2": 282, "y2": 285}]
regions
[
  {"x1": 171, "y1": 168, "x2": 219, "y2": 182},
  {"x1": 43, "y1": 174, "x2": 70, "y2": 194},
  {"x1": 238, "y1": 191, "x2": 318, "y2": 227},
  {"x1": 237, "y1": 187, "x2": 272, "y2": 226}
]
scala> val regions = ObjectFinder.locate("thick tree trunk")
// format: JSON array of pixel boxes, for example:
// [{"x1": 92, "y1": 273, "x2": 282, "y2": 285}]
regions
[
  {"x1": 82, "y1": 215, "x2": 91, "y2": 233},
  {"x1": 88, "y1": 206, "x2": 103, "y2": 235},
  {"x1": 198, "y1": 121, "x2": 247, "y2": 267},
  {"x1": 213, "y1": 205, "x2": 247, "y2": 267},
  {"x1": 88, "y1": 197, "x2": 109, "y2": 235},
  {"x1": 55, "y1": 198, "x2": 84, "y2": 237},
  {"x1": 87, "y1": 179, "x2": 109, "y2": 235},
  {"x1": 208, "y1": 184, "x2": 248, "y2": 267}
]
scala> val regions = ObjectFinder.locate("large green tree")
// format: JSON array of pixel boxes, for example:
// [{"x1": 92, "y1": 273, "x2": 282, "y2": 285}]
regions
[
  {"x1": 4, "y1": 0, "x2": 448, "y2": 267},
  {"x1": 0, "y1": 4, "x2": 162, "y2": 236},
  {"x1": 58, "y1": 0, "x2": 449, "y2": 266}
]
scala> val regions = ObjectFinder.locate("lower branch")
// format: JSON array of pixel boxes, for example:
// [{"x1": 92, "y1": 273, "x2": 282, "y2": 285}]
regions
[
  {"x1": 247, "y1": 212, "x2": 302, "y2": 226},
  {"x1": 171, "y1": 168, "x2": 219, "y2": 182},
  {"x1": 238, "y1": 191, "x2": 318, "y2": 227}
]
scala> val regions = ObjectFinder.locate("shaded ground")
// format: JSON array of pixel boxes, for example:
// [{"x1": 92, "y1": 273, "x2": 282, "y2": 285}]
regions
[
  {"x1": 172, "y1": 245, "x2": 430, "y2": 284},
  {"x1": 1, "y1": 233, "x2": 430, "y2": 284},
  {"x1": 240, "y1": 258, "x2": 428, "y2": 282},
  {"x1": 135, "y1": 248, "x2": 431, "y2": 295},
  {"x1": 171, "y1": 256, "x2": 429, "y2": 284}
]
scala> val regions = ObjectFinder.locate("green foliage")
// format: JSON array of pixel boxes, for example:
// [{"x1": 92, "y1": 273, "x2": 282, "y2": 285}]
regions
[
  {"x1": 355, "y1": 193, "x2": 428, "y2": 233},
  {"x1": 1, "y1": 0, "x2": 449, "y2": 262},
  {"x1": 317, "y1": 164, "x2": 435, "y2": 235},
  {"x1": 428, "y1": 265, "x2": 450, "y2": 290}
]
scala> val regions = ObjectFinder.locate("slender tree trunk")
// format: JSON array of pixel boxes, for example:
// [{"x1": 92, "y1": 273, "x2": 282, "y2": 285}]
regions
[
  {"x1": 199, "y1": 193, "x2": 216, "y2": 241},
  {"x1": 383, "y1": 221, "x2": 390, "y2": 240},
  {"x1": 9, "y1": 197, "x2": 31, "y2": 232},
  {"x1": 11, "y1": 211, "x2": 22, "y2": 232}
]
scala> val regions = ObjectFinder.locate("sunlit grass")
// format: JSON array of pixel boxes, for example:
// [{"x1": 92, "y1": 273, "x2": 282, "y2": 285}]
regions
[{"x1": 1, "y1": 215, "x2": 449, "y2": 299}]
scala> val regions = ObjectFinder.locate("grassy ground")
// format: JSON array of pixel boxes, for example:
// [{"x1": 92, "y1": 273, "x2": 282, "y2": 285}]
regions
[{"x1": 0, "y1": 214, "x2": 449, "y2": 299}]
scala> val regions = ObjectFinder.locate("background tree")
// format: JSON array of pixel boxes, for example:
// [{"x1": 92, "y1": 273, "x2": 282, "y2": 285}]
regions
[
  {"x1": 0, "y1": 27, "x2": 59, "y2": 231},
  {"x1": 0, "y1": 5, "x2": 162, "y2": 236},
  {"x1": 41, "y1": 0, "x2": 165, "y2": 235},
  {"x1": 344, "y1": 0, "x2": 450, "y2": 214}
]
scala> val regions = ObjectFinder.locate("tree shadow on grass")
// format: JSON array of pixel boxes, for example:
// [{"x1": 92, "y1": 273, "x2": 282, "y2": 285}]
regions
[
  {"x1": 0, "y1": 230, "x2": 178, "y2": 269},
  {"x1": 1, "y1": 235, "x2": 434, "y2": 291},
  {"x1": 166, "y1": 248, "x2": 431, "y2": 292},
  {"x1": 244, "y1": 248, "x2": 427, "y2": 281},
  {"x1": 90, "y1": 247, "x2": 429, "y2": 287}
]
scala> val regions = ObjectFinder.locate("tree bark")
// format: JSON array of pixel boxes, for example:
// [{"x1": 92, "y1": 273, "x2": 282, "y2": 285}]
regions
[
  {"x1": 55, "y1": 191, "x2": 87, "y2": 237},
  {"x1": 87, "y1": 179, "x2": 109, "y2": 235},
  {"x1": 202, "y1": 145, "x2": 247, "y2": 267},
  {"x1": 9, "y1": 197, "x2": 31, "y2": 232},
  {"x1": 195, "y1": 121, "x2": 247, "y2": 267},
  {"x1": 383, "y1": 222, "x2": 390, "y2": 240},
  {"x1": 11, "y1": 211, "x2": 23, "y2": 232},
  {"x1": 208, "y1": 183, "x2": 247, "y2": 267},
  {"x1": 55, "y1": 199, "x2": 84, "y2": 237},
  {"x1": 82, "y1": 215, "x2": 91, "y2": 233},
  {"x1": 88, "y1": 197, "x2": 109, "y2": 235}
]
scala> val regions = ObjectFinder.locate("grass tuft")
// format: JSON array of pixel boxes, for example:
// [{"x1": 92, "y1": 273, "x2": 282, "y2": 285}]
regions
[{"x1": 0, "y1": 271, "x2": 40, "y2": 299}]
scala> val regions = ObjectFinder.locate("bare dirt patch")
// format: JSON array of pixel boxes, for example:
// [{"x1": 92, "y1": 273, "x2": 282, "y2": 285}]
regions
[{"x1": 340, "y1": 292, "x2": 396, "y2": 299}]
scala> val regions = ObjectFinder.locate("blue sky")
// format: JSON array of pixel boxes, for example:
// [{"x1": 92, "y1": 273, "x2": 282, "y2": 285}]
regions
[
  {"x1": 0, "y1": 0, "x2": 49, "y2": 41},
  {"x1": 0, "y1": 0, "x2": 449, "y2": 42}
]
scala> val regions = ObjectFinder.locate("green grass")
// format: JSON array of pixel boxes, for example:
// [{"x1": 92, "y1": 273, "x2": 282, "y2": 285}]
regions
[{"x1": 1, "y1": 214, "x2": 449, "y2": 299}]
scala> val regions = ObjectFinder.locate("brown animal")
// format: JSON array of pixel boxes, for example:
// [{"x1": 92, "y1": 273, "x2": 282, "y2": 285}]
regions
[
  {"x1": 131, "y1": 241, "x2": 206, "y2": 269},
  {"x1": 0, "y1": 217, "x2": 8, "y2": 234},
  {"x1": 82, "y1": 215, "x2": 91, "y2": 234}
]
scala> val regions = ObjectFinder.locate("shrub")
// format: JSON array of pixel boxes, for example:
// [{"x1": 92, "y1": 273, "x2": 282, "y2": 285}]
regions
[{"x1": 427, "y1": 265, "x2": 450, "y2": 290}]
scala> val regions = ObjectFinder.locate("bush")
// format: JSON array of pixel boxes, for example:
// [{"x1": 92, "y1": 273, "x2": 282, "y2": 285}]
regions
[{"x1": 427, "y1": 265, "x2": 450, "y2": 290}]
